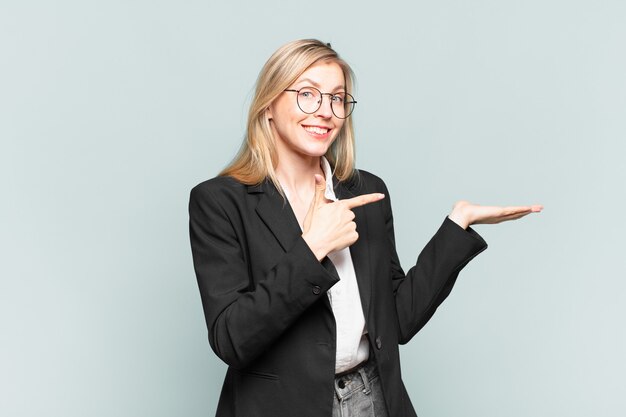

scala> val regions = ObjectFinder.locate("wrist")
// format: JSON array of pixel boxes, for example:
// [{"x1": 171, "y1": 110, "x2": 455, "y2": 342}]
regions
[
  {"x1": 301, "y1": 233, "x2": 328, "y2": 261},
  {"x1": 448, "y1": 204, "x2": 470, "y2": 230}
]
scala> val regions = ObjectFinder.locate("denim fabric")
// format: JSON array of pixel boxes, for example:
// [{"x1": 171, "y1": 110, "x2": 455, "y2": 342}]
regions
[{"x1": 332, "y1": 358, "x2": 389, "y2": 417}]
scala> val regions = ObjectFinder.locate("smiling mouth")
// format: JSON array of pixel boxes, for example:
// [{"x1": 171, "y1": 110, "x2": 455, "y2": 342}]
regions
[{"x1": 302, "y1": 125, "x2": 331, "y2": 135}]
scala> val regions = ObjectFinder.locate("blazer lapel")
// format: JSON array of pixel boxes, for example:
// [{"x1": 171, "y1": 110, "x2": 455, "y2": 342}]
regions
[
  {"x1": 335, "y1": 178, "x2": 373, "y2": 321},
  {"x1": 252, "y1": 181, "x2": 302, "y2": 253},
  {"x1": 252, "y1": 178, "x2": 370, "y2": 316},
  {"x1": 254, "y1": 181, "x2": 335, "y2": 312}
]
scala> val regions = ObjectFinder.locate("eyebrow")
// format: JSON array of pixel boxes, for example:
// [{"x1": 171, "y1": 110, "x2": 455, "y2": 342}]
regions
[{"x1": 293, "y1": 78, "x2": 346, "y2": 92}]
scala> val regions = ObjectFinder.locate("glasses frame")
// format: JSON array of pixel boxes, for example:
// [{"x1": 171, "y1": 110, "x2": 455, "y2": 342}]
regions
[{"x1": 283, "y1": 87, "x2": 357, "y2": 119}]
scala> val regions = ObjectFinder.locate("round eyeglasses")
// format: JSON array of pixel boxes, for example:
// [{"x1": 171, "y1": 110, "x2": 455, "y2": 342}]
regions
[{"x1": 284, "y1": 87, "x2": 357, "y2": 119}]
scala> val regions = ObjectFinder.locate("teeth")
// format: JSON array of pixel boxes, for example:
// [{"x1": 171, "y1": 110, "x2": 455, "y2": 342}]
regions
[{"x1": 304, "y1": 126, "x2": 329, "y2": 135}]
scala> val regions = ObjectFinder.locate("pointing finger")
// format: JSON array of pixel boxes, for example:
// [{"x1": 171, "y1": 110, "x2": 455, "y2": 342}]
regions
[{"x1": 342, "y1": 193, "x2": 385, "y2": 209}]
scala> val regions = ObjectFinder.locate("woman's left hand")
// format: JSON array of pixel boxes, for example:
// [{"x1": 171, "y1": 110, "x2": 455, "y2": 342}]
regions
[{"x1": 448, "y1": 200, "x2": 543, "y2": 230}]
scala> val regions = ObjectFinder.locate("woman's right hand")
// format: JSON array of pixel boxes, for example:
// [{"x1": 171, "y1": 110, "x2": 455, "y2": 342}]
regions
[{"x1": 302, "y1": 175, "x2": 385, "y2": 261}]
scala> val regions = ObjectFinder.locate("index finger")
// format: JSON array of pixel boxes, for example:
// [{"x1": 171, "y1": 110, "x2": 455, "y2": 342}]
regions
[{"x1": 342, "y1": 193, "x2": 385, "y2": 209}]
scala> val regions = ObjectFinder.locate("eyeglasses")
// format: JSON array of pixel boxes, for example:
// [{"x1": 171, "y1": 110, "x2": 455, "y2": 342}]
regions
[{"x1": 284, "y1": 87, "x2": 357, "y2": 119}]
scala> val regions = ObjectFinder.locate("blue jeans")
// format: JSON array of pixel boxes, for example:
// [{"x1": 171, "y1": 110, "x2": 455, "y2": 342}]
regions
[{"x1": 332, "y1": 357, "x2": 389, "y2": 417}]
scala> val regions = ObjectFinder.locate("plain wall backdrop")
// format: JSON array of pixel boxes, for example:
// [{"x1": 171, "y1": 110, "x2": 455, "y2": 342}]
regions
[{"x1": 2, "y1": 1, "x2": 625, "y2": 416}]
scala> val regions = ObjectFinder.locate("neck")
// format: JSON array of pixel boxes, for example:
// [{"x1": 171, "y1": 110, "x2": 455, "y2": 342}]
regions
[{"x1": 275, "y1": 154, "x2": 325, "y2": 197}]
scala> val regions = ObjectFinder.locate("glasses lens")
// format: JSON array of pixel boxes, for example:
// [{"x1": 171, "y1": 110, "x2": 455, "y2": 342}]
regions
[
  {"x1": 330, "y1": 92, "x2": 356, "y2": 119},
  {"x1": 296, "y1": 87, "x2": 321, "y2": 114}
]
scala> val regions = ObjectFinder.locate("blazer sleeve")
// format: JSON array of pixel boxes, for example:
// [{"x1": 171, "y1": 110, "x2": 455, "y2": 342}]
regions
[
  {"x1": 189, "y1": 182, "x2": 340, "y2": 369},
  {"x1": 377, "y1": 180, "x2": 488, "y2": 344}
]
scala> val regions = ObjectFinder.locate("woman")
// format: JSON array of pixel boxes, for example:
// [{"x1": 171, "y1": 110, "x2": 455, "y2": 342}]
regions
[{"x1": 189, "y1": 39, "x2": 541, "y2": 417}]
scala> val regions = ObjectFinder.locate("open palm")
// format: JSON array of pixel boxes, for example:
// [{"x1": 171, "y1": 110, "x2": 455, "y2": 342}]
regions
[{"x1": 448, "y1": 200, "x2": 543, "y2": 229}]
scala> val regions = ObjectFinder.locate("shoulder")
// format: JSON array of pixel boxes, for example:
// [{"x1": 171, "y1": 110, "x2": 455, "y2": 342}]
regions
[
  {"x1": 342, "y1": 169, "x2": 389, "y2": 195},
  {"x1": 191, "y1": 175, "x2": 246, "y2": 197},
  {"x1": 189, "y1": 176, "x2": 254, "y2": 214}
]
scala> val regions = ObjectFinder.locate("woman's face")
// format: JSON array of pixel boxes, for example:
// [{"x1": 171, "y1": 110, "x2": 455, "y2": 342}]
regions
[{"x1": 267, "y1": 61, "x2": 346, "y2": 164}]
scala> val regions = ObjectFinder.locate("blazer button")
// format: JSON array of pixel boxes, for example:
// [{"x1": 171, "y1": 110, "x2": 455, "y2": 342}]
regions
[
  {"x1": 375, "y1": 337, "x2": 382, "y2": 350},
  {"x1": 312, "y1": 285, "x2": 321, "y2": 295}
]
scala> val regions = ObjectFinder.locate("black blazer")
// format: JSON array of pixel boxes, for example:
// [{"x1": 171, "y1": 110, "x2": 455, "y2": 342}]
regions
[{"x1": 189, "y1": 170, "x2": 487, "y2": 417}]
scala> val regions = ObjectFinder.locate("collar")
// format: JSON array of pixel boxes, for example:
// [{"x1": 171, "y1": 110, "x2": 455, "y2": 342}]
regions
[
  {"x1": 246, "y1": 157, "x2": 343, "y2": 198},
  {"x1": 320, "y1": 156, "x2": 338, "y2": 202}
]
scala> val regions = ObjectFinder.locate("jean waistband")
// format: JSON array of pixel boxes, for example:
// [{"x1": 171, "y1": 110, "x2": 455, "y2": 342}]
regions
[{"x1": 334, "y1": 357, "x2": 379, "y2": 399}]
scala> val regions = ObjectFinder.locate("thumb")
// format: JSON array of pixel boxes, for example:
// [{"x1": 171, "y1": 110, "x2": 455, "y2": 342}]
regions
[
  {"x1": 312, "y1": 174, "x2": 326, "y2": 208},
  {"x1": 303, "y1": 174, "x2": 326, "y2": 233}
]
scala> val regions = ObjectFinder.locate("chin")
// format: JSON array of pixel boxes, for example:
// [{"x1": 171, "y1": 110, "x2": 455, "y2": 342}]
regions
[
  {"x1": 301, "y1": 143, "x2": 332, "y2": 158},
  {"x1": 300, "y1": 135, "x2": 337, "y2": 155}
]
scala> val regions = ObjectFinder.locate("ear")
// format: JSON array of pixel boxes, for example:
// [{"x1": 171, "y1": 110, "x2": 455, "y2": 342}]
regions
[{"x1": 265, "y1": 106, "x2": 273, "y2": 121}]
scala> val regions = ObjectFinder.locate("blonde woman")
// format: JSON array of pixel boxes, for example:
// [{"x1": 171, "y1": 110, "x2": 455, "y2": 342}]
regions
[{"x1": 189, "y1": 39, "x2": 541, "y2": 417}]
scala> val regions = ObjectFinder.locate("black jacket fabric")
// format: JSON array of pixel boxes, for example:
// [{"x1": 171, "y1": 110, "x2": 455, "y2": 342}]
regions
[{"x1": 189, "y1": 170, "x2": 487, "y2": 417}]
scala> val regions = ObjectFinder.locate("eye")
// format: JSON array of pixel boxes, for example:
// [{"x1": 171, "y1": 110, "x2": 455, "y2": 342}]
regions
[
  {"x1": 331, "y1": 95, "x2": 344, "y2": 104},
  {"x1": 298, "y1": 87, "x2": 319, "y2": 101}
]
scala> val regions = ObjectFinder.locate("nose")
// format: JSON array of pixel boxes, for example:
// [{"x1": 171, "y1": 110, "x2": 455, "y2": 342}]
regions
[{"x1": 315, "y1": 94, "x2": 334, "y2": 118}]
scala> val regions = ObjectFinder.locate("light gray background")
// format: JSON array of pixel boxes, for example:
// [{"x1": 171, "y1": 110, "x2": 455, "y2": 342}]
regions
[{"x1": 2, "y1": 1, "x2": 624, "y2": 416}]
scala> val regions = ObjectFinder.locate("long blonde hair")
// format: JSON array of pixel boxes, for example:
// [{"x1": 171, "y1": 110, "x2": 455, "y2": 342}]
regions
[{"x1": 220, "y1": 39, "x2": 356, "y2": 190}]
